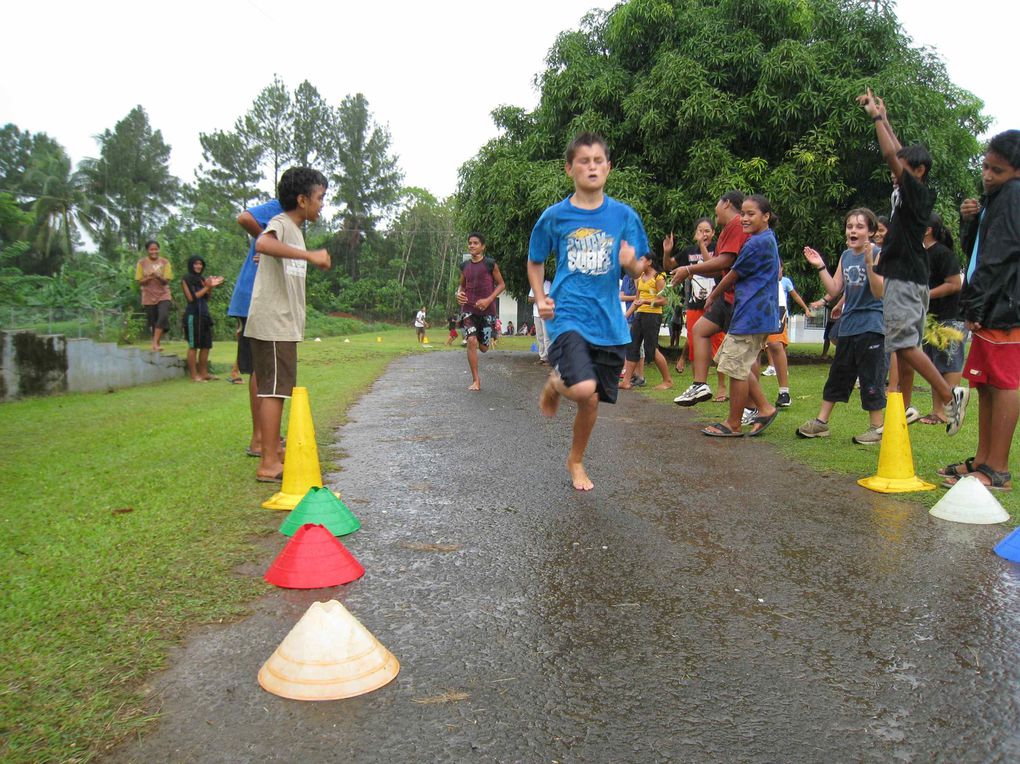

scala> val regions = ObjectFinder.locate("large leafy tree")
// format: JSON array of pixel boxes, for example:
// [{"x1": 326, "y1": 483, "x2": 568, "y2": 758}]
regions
[
  {"x1": 190, "y1": 127, "x2": 263, "y2": 226},
  {"x1": 290, "y1": 80, "x2": 335, "y2": 171},
  {"x1": 239, "y1": 75, "x2": 292, "y2": 192},
  {"x1": 458, "y1": 0, "x2": 987, "y2": 300},
  {"x1": 330, "y1": 93, "x2": 403, "y2": 279},
  {"x1": 79, "y1": 106, "x2": 179, "y2": 254},
  {"x1": 0, "y1": 125, "x2": 98, "y2": 273}
]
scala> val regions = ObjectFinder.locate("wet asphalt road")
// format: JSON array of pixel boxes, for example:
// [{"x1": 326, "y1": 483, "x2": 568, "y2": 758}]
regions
[{"x1": 108, "y1": 350, "x2": 1020, "y2": 763}]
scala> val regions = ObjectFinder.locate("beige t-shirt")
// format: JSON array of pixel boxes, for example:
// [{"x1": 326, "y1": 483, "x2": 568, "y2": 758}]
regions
[
  {"x1": 135, "y1": 257, "x2": 173, "y2": 305},
  {"x1": 244, "y1": 213, "x2": 308, "y2": 342}
]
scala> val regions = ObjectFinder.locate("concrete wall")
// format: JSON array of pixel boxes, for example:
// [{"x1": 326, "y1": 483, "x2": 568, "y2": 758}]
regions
[{"x1": 1, "y1": 330, "x2": 186, "y2": 402}]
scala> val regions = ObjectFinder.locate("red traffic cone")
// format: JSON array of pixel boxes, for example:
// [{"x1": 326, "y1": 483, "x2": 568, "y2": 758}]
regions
[{"x1": 264, "y1": 524, "x2": 365, "y2": 589}]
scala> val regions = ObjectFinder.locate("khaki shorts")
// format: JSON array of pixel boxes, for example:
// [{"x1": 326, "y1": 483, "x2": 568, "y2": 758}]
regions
[
  {"x1": 251, "y1": 339, "x2": 297, "y2": 398},
  {"x1": 717, "y1": 333, "x2": 770, "y2": 380}
]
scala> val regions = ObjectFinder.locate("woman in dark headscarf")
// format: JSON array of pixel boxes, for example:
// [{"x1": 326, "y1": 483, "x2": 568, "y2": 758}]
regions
[{"x1": 181, "y1": 255, "x2": 224, "y2": 381}]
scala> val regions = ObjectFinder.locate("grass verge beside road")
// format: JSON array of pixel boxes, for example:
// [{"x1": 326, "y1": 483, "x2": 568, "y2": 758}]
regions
[
  {"x1": 639, "y1": 343, "x2": 1020, "y2": 522},
  {"x1": 0, "y1": 330, "x2": 423, "y2": 763}
]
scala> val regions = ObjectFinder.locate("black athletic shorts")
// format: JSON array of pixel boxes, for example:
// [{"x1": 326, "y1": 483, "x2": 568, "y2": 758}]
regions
[
  {"x1": 548, "y1": 330, "x2": 626, "y2": 404},
  {"x1": 823, "y1": 331, "x2": 887, "y2": 411},
  {"x1": 235, "y1": 317, "x2": 254, "y2": 375},
  {"x1": 701, "y1": 298, "x2": 733, "y2": 333},
  {"x1": 144, "y1": 300, "x2": 171, "y2": 332}
]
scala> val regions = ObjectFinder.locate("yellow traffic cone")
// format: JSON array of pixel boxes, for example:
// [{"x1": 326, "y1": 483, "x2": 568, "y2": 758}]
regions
[
  {"x1": 376, "y1": 336, "x2": 382, "y2": 343},
  {"x1": 262, "y1": 387, "x2": 333, "y2": 510},
  {"x1": 858, "y1": 392, "x2": 935, "y2": 493},
  {"x1": 422, "y1": 335, "x2": 430, "y2": 345}
]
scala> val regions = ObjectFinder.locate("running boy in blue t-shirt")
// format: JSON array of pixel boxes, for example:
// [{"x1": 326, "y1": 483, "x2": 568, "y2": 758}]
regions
[{"x1": 528, "y1": 132, "x2": 649, "y2": 491}]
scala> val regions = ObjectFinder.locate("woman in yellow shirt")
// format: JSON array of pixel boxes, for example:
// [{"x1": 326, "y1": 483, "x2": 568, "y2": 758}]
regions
[{"x1": 620, "y1": 257, "x2": 674, "y2": 390}]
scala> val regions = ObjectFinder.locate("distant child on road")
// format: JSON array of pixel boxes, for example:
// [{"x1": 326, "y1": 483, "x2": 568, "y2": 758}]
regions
[
  {"x1": 457, "y1": 233, "x2": 505, "y2": 390},
  {"x1": 528, "y1": 132, "x2": 649, "y2": 490}
]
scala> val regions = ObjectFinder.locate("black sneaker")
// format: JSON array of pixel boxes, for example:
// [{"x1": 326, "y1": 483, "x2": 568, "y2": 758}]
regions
[{"x1": 775, "y1": 391, "x2": 791, "y2": 408}]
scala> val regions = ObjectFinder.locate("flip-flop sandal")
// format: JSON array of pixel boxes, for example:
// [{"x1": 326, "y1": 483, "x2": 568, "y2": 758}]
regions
[
  {"x1": 748, "y1": 410, "x2": 778, "y2": 437},
  {"x1": 702, "y1": 422, "x2": 744, "y2": 437},
  {"x1": 919, "y1": 413, "x2": 948, "y2": 425},
  {"x1": 247, "y1": 438, "x2": 285, "y2": 458},
  {"x1": 712, "y1": 395, "x2": 729, "y2": 403},
  {"x1": 973, "y1": 463, "x2": 1013, "y2": 492},
  {"x1": 256, "y1": 472, "x2": 283, "y2": 483},
  {"x1": 227, "y1": 377, "x2": 245, "y2": 385},
  {"x1": 936, "y1": 456, "x2": 975, "y2": 478}
]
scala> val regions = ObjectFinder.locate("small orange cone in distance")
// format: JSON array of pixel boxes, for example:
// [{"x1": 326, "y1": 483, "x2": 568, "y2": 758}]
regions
[
  {"x1": 263, "y1": 387, "x2": 330, "y2": 511},
  {"x1": 265, "y1": 524, "x2": 365, "y2": 589},
  {"x1": 859, "y1": 392, "x2": 935, "y2": 493},
  {"x1": 258, "y1": 600, "x2": 399, "y2": 701}
]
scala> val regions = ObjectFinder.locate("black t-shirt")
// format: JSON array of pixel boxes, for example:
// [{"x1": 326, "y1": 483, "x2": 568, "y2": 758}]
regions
[
  {"x1": 874, "y1": 169, "x2": 937, "y2": 285},
  {"x1": 926, "y1": 241, "x2": 961, "y2": 320}
]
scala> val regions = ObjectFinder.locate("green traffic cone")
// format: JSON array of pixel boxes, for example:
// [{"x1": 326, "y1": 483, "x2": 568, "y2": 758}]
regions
[{"x1": 280, "y1": 486, "x2": 361, "y2": 537}]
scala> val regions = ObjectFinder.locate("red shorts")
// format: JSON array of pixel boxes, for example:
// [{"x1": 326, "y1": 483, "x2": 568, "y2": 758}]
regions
[
  {"x1": 711, "y1": 331, "x2": 725, "y2": 360},
  {"x1": 963, "y1": 328, "x2": 1020, "y2": 389},
  {"x1": 449, "y1": 328, "x2": 458, "y2": 339}
]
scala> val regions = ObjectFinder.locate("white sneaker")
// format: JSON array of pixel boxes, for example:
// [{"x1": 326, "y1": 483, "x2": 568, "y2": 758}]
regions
[
  {"x1": 674, "y1": 382, "x2": 713, "y2": 407},
  {"x1": 762, "y1": 365, "x2": 777, "y2": 377},
  {"x1": 904, "y1": 406, "x2": 921, "y2": 425},
  {"x1": 946, "y1": 386, "x2": 970, "y2": 436},
  {"x1": 741, "y1": 407, "x2": 759, "y2": 426}
]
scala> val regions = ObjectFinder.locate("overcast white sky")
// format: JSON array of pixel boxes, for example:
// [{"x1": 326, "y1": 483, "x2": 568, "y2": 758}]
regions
[{"x1": 1, "y1": 0, "x2": 1016, "y2": 200}]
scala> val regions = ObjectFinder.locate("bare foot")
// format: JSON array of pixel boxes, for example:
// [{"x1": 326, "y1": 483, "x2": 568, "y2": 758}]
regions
[
  {"x1": 192, "y1": 377, "x2": 208, "y2": 383},
  {"x1": 468, "y1": 381, "x2": 481, "y2": 391},
  {"x1": 539, "y1": 376, "x2": 561, "y2": 417},
  {"x1": 256, "y1": 461, "x2": 284, "y2": 482},
  {"x1": 618, "y1": 382, "x2": 632, "y2": 390},
  {"x1": 568, "y1": 460, "x2": 594, "y2": 491},
  {"x1": 654, "y1": 381, "x2": 673, "y2": 390}
]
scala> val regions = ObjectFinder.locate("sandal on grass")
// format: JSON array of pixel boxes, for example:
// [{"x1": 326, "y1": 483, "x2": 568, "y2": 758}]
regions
[
  {"x1": 702, "y1": 422, "x2": 744, "y2": 437},
  {"x1": 936, "y1": 456, "x2": 975, "y2": 478},
  {"x1": 942, "y1": 463, "x2": 1013, "y2": 492},
  {"x1": 919, "y1": 412, "x2": 948, "y2": 425}
]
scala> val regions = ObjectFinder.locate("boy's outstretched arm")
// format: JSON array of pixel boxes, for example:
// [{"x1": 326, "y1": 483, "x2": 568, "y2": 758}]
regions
[
  {"x1": 237, "y1": 211, "x2": 263, "y2": 238},
  {"x1": 619, "y1": 240, "x2": 644, "y2": 279},
  {"x1": 858, "y1": 88, "x2": 904, "y2": 178},
  {"x1": 256, "y1": 232, "x2": 331, "y2": 270},
  {"x1": 527, "y1": 260, "x2": 554, "y2": 319},
  {"x1": 803, "y1": 247, "x2": 842, "y2": 299},
  {"x1": 704, "y1": 269, "x2": 738, "y2": 312}
]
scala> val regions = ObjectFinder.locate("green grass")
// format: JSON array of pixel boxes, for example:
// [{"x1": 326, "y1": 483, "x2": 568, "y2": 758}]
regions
[
  {"x1": 0, "y1": 329, "x2": 424, "y2": 763},
  {"x1": 640, "y1": 342, "x2": 1020, "y2": 522}
]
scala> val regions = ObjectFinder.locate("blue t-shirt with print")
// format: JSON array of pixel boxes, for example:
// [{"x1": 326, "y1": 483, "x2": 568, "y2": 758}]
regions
[
  {"x1": 227, "y1": 199, "x2": 284, "y2": 318},
  {"x1": 529, "y1": 195, "x2": 649, "y2": 347},
  {"x1": 730, "y1": 228, "x2": 780, "y2": 335}
]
